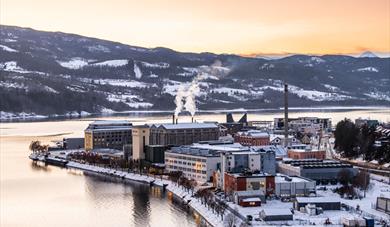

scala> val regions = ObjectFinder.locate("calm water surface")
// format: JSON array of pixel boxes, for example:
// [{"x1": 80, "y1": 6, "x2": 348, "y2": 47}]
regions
[{"x1": 1, "y1": 109, "x2": 389, "y2": 227}]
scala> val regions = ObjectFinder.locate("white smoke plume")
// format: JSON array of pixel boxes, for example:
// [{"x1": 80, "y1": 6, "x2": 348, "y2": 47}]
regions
[{"x1": 174, "y1": 60, "x2": 229, "y2": 117}]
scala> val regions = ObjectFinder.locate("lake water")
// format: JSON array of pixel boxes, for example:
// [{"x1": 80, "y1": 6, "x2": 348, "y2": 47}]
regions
[{"x1": 1, "y1": 108, "x2": 389, "y2": 227}]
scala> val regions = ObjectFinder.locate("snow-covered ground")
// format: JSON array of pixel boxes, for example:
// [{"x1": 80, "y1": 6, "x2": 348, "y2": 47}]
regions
[
  {"x1": 57, "y1": 57, "x2": 89, "y2": 69},
  {"x1": 92, "y1": 59, "x2": 128, "y2": 67},
  {"x1": 0, "y1": 44, "x2": 18, "y2": 52}
]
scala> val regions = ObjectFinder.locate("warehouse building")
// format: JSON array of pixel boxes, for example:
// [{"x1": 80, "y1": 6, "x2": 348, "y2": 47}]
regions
[
  {"x1": 84, "y1": 120, "x2": 132, "y2": 151},
  {"x1": 274, "y1": 174, "x2": 316, "y2": 198},
  {"x1": 294, "y1": 197, "x2": 341, "y2": 210},
  {"x1": 259, "y1": 208, "x2": 293, "y2": 221},
  {"x1": 278, "y1": 159, "x2": 357, "y2": 184}
]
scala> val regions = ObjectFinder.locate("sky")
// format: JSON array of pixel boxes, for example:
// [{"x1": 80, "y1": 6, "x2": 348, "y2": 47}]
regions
[{"x1": 1, "y1": 0, "x2": 389, "y2": 56}]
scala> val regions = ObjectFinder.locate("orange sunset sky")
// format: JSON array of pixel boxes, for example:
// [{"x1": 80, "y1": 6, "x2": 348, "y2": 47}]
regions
[{"x1": 1, "y1": 0, "x2": 389, "y2": 56}]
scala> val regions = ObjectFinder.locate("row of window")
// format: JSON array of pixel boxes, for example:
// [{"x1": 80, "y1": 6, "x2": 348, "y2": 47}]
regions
[
  {"x1": 167, "y1": 165, "x2": 207, "y2": 174},
  {"x1": 165, "y1": 154, "x2": 207, "y2": 162}
]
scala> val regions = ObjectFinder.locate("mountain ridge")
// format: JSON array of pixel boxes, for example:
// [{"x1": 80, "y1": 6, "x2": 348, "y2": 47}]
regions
[{"x1": 1, "y1": 25, "x2": 389, "y2": 116}]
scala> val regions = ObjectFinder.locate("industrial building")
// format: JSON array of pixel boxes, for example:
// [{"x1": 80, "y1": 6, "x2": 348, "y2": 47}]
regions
[
  {"x1": 149, "y1": 122, "x2": 221, "y2": 146},
  {"x1": 274, "y1": 174, "x2": 316, "y2": 198},
  {"x1": 84, "y1": 120, "x2": 132, "y2": 151},
  {"x1": 164, "y1": 145, "x2": 220, "y2": 183},
  {"x1": 277, "y1": 159, "x2": 357, "y2": 184},
  {"x1": 294, "y1": 197, "x2": 341, "y2": 210},
  {"x1": 274, "y1": 117, "x2": 332, "y2": 133},
  {"x1": 224, "y1": 172, "x2": 275, "y2": 201},
  {"x1": 376, "y1": 197, "x2": 390, "y2": 214},
  {"x1": 259, "y1": 209, "x2": 293, "y2": 221},
  {"x1": 287, "y1": 148, "x2": 326, "y2": 160}
]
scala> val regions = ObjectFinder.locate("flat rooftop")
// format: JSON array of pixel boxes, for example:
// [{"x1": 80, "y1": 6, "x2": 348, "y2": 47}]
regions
[
  {"x1": 90, "y1": 120, "x2": 132, "y2": 125},
  {"x1": 152, "y1": 122, "x2": 218, "y2": 130},
  {"x1": 275, "y1": 174, "x2": 313, "y2": 183}
]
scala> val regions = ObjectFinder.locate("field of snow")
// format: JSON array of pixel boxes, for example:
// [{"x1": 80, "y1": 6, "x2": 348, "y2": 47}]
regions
[
  {"x1": 97, "y1": 79, "x2": 154, "y2": 88},
  {"x1": 141, "y1": 61, "x2": 169, "y2": 69},
  {"x1": 0, "y1": 61, "x2": 46, "y2": 75},
  {"x1": 57, "y1": 58, "x2": 89, "y2": 69},
  {"x1": 0, "y1": 44, "x2": 18, "y2": 52},
  {"x1": 364, "y1": 92, "x2": 390, "y2": 101},
  {"x1": 92, "y1": 59, "x2": 128, "y2": 67},
  {"x1": 355, "y1": 67, "x2": 379, "y2": 72}
]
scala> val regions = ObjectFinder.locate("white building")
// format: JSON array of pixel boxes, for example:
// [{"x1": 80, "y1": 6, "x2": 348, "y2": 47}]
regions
[
  {"x1": 165, "y1": 146, "x2": 221, "y2": 183},
  {"x1": 274, "y1": 174, "x2": 316, "y2": 198}
]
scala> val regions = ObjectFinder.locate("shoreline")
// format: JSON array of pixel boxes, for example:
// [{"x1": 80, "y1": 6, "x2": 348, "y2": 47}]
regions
[
  {"x1": 65, "y1": 161, "x2": 227, "y2": 227},
  {"x1": 2, "y1": 105, "x2": 389, "y2": 122}
]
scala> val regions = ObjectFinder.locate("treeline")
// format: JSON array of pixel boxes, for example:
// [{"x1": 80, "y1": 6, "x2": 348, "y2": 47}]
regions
[{"x1": 334, "y1": 118, "x2": 390, "y2": 164}]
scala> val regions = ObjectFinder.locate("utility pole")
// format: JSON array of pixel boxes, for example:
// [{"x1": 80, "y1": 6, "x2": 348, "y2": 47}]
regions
[{"x1": 284, "y1": 83, "x2": 289, "y2": 147}]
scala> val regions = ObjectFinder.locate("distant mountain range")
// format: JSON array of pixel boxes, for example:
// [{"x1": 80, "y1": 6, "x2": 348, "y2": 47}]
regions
[{"x1": 0, "y1": 25, "x2": 389, "y2": 117}]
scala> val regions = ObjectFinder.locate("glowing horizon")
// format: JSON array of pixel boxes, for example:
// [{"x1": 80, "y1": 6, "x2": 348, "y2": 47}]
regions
[{"x1": 1, "y1": 0, "x2": 389, "y2": 56}]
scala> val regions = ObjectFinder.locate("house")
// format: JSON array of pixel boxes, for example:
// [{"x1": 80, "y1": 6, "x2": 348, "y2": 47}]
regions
[{"x1": 234, "y1": 190, "x2": 264, "y2": 207}]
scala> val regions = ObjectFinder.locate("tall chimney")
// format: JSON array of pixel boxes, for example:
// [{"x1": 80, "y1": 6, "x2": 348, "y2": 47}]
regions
[
  {"x1": 172, "y1": 114, "x2": 175, "y2": 124},
  {"x1": 284, "y1": 83, "x2": 289, "y2": 147},
  {"x1": 191, "y1": 117, "x2": 194, "y2": 123},
  {"x1": 176, "y1": 118, "x2": 178, "y2": 124}
]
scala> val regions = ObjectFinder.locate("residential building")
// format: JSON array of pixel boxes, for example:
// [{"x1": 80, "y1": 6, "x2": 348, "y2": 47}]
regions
[
  {"x1": 278, "y1": 159, "x2": 357, "y2": 184},
  {"x1": 269, "y1": 134, "x2": 299, "y2": 146},
  {"x1": 84, "y1": 120, "x2": 132, "y2": 151},
  {"x1": 234, "y1": 130, "x2": 270, "y2": 146}
]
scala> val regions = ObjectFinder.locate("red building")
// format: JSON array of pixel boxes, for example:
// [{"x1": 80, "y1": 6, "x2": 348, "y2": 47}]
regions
[
  {"x1": 234, "y1": 130, "x2": 270, "y2": 146},
  {"x1": 287, "y1": 149, "x2": 326, "y2": 160},
  {"x1": 224, "y1": 172, "x2": 275, "y2": 207},
  {"x1": 224, "y1": 173, "x2": 275, "y2": 196}
]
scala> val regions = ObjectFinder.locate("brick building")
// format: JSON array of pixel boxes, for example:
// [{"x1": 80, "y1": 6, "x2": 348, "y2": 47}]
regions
[
  {"x1": 234, "y1": 130, "x2": 270, "y2": 146},
  {"x1": 287, "y1": 148, "x2": 326, "y2": 160}
]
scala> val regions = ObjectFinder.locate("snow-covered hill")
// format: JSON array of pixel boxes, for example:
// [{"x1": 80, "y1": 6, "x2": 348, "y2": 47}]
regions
[{"x1": 1, "y1": 25, "x2": 389, "y2": 116}]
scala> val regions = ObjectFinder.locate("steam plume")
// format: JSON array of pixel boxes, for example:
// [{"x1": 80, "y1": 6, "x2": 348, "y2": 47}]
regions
[{"x1": 174, "y1": 60, "x2": 229, "y2": 117}]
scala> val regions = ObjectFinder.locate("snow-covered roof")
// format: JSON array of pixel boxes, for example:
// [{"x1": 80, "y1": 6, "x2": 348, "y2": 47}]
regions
[
  {"x1": 296, "y1": 197, "x2": 340, "y2": 203},
  {"x1": 191, "y1": 142, "x2": 248, "y2": 152},
  {"x1": 237, "y1": 130, "x2": 269, "y2": 138},
  {"x1": 260, "y1": 208, "x2": 292, "y2": 216},
  {"x1": 242, "y1": 197, "x2": 261, "y2": 202},
  {"x1": 90, "y1": 120, "x2": 131, "y2": 125},
  {"x1": 275, "y1": 175, "x2": 313, "y2": 183},
  {"x1": 154, "y1": 122, "x2": 218, "y2": 130}
]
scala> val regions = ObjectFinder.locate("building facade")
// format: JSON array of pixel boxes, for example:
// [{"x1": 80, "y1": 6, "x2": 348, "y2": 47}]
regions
[
  {"x1": 84, "y1": 120, "x2": 132, "y2": 151},
  {"x1": 149, "y1": 123, "x2": 220, "y2": 146},
  {"x1": 287, "y1": 148, "x2": 326, "y2": 160},
  {"x1": 278, "y1": 159, "x2": 358, "y2": 184},
  {"x1": 165, "y1": 146, "x2": 220, "y2": 182},
  {"x1": 234, "y1": 130, "x2": 270, "y2": 146},
  {"x1": 275, "y1": 175, "x2": 316, "y2": 198}
]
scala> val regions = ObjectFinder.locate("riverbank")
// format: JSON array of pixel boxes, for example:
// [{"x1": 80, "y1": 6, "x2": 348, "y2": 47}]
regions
[{"x1": 66, "y1": 161, "x2": 228, "y2": 227}]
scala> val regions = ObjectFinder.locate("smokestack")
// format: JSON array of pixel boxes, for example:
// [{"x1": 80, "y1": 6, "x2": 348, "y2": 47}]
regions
[
  {"x1": 191, "y1": 116, "x2": 194, "y2": 123},
  {"x1": 284, "y1": 83, "x2": 289, "y2": 147},
  {"x1": 172, "y1": 114, "x2": 175, "y2": 124},
  {"x1": 176, "y1": 118, "x2": 178, "y2": 124}
]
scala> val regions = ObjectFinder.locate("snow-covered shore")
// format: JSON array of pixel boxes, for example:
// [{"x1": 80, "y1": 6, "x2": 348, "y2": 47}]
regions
[{"x1": 66, "y1": 161, "x2": 226, "y2": 227}]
